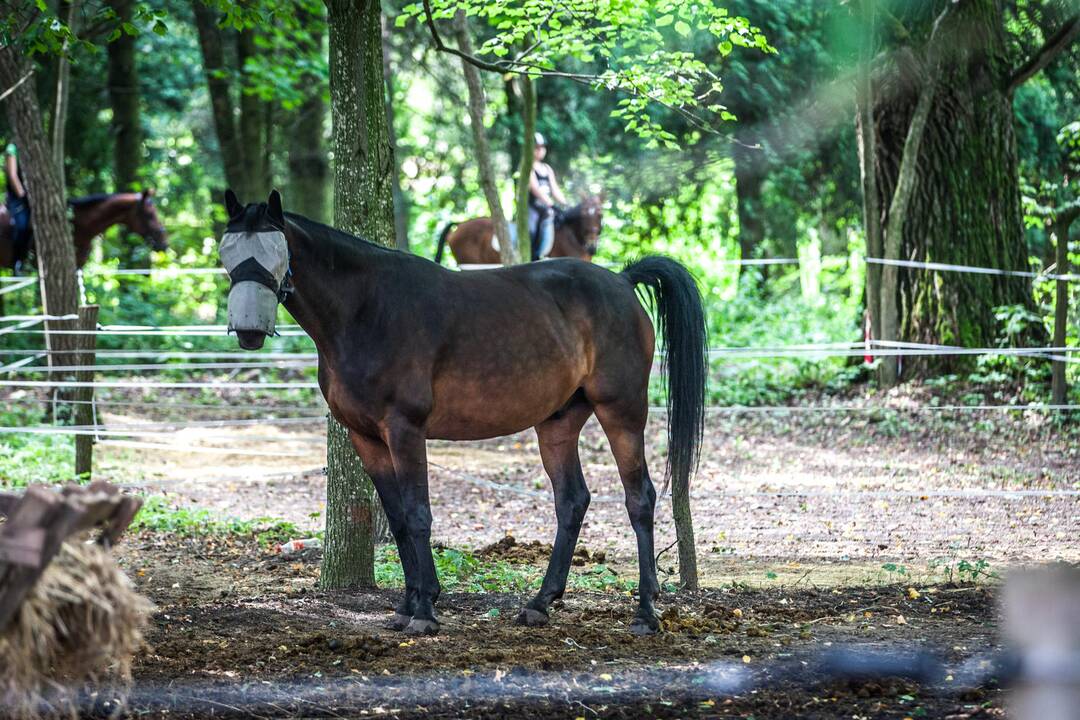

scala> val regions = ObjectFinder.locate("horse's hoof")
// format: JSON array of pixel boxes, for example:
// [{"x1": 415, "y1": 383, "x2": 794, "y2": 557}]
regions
[
  {"x1": 515, "y1": 608, "x2": 550, "y2": 627},
  {"x1": 404, "y1": 618, "x2": 440, "y2": 636},
  {"x1": 630, "y1": 615, "x2": 660, "y2": 636},
  {"x1": 387, "y1": 613, "x2": 412, "y2": 631}
]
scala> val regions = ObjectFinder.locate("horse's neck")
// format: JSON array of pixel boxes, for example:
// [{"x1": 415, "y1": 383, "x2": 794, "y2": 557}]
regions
[
  {"x1": 281, "y1": 220, "x2": 383, "y2": 357},
  {"x1": 74, "y1": 195, "x2": 133, "y2": 237}
]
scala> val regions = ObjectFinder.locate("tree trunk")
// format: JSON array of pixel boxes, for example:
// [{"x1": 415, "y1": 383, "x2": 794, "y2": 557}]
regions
[
  {"x1": 0, "y1": 46, "x2": 80, "y2": 366},
  {"x1": 107, "y1": 0, "x2": 140, "y2": 190},
  {"x1": 453, "y1": 11, "x2": 513, "y2": 266},
  {"x1": 321, "y1": 0, "x2": 396, "y2": 590},
  {"x1": 382, "y1": 14, "x2": 409, "y2": 251},
  {"x1": 874, "y1": 1, "x2": 1037, "y2": 377},
  {"x1": 320, "y1": 416, "x2": 378, "y2": 587},
  {"x1": 50, "y1": 0, "x2": 79, "y2": 180},
  {"x1": 191, "y1": 1, "x2": 248, "y2": 198},
  {"x1": 286, "y1": 13, "x2": 329, "y2": 223},
  {"x1": 514, "y1": 73, "x2": 536, "y2": 264},
  {"x1": 857, "y1": 0, "x2": 882, "y2": 345},
  {"x1": 107, "y1": 0, "x2": 145, "y2": 266},
  {"x1": 238, "y1": 28, "x2": 269, "y2": 196},
  {"x1": 1051, "y1": 211, "x2": 1076, "y2": 407},
  {"x1": 671, "y1": 481, "x2": 698, "y2": 590}
]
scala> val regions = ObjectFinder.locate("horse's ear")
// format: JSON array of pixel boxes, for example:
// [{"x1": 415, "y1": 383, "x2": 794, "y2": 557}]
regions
[
  {"x1": 267, "y1": 189, "x2": 285, "y2": 226},
  {"x1": 224, "y1": 189, "x2": 243, "y2": 219}
]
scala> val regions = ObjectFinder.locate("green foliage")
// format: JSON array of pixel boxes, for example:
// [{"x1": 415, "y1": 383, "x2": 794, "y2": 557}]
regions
[
  {"x1": 928, "y1": 556, "x2": 998, "y2": 585},
  {"x1": 0, "y1": 405, "x2": 76, "y2": 488},
  {"x1": 132, "y1": 495, "x2": 301, "y2": 546},
  {"x1": 375, "y1": 545, "x2": 635, "y2": 593},
  {"x1": 397, "y1": 0, "x2": 774, "y2": 147}
]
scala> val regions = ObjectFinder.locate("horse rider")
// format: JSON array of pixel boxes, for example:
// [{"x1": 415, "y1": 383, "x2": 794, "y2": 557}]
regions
[
  {"x1": 528, "y1": 132, "x2": 568, "y2": 261},
  {"x1": 4, "y1": 141, "x2": 30, "y2": 274}
]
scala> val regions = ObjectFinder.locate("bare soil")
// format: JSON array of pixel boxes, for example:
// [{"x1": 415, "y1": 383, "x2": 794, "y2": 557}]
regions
[
  {"x1": 116, "y1": 534, "x2": 1004, "y2": 719},
  {"x1": 83, "y1": 397, "x2": 1076, "y2": 717}
]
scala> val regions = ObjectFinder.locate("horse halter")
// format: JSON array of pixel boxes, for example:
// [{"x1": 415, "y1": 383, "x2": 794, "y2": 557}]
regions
[{"x1": 220, "y1": 229, "x2": 292, "y2": 337}]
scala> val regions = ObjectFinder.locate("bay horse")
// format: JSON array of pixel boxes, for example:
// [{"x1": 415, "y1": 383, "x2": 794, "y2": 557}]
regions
[
  {"x1": 0, "y1": 190, "x2": 168, "y2": 271},
  {"x1": 434, "y1": 195, "x2": 602, "y2": 266},
  {"x1": 221, "y1": 189, "x2": 706, "y2": 636}
]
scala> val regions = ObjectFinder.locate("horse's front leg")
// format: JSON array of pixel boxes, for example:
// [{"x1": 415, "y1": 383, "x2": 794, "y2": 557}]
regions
[
  {"x1": 385, "y1": 420, "x2": 441, "y2": 636},
  {"x1": 350, "y1": 431, "x2": 419, "y2": 630}
]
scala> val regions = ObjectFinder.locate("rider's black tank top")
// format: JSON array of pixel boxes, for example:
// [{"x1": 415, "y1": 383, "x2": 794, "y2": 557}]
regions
[{"x1": 530, "y1": 165, "x2": 552, "y2": 208}]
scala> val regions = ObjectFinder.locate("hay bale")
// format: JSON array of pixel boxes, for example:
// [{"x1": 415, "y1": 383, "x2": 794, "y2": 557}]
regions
[{"x1": 0, "y1": 535, "x2": 153, "y2": 719}]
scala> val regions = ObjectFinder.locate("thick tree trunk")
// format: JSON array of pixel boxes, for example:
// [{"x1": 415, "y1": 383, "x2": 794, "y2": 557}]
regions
[
  {"x1": 0, "y1": 47, "x2": 80, "y2": 365},
  {"x1": 454, "y1": 11, "x2": 513, "y2": 266},
  {"x1": 321, "y1": 0, "x2": 396, "y2": 589},
  {"x1": 874, "y1": 1, "x2": 1037, "y2": 377},
  {"x1": 514, "y1": 74, "x2": 536, "y2": 265},
  {"x1": 191, "y1": 1, "x2": 249, "y2": 198},
  {"x1": 320, "y1": 416, "x2": 378, "y2": 588}
]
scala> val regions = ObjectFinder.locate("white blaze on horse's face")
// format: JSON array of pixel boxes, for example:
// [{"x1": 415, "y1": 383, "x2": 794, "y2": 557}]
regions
[{"x1": 220, "y1": 230, "x2": 288, "y2": 339}]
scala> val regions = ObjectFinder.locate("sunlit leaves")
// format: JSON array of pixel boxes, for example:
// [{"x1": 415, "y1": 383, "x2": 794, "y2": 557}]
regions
[{"x1": 395, "y1": 0, "x2": 774, "y2": 145}]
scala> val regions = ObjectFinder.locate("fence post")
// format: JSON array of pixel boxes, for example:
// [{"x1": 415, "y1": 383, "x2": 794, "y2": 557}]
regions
[{"x1": 74, "y1": 304, "x2": 99, "y2": 479}]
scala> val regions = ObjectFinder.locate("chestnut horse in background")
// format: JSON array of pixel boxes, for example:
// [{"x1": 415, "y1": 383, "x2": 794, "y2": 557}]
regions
[
  {"x1": 0, "y1": 190, "x2": 168, "y2": 271},
  {"x1": 434, "y1": 195, "x2": 602, "y2": 266}
]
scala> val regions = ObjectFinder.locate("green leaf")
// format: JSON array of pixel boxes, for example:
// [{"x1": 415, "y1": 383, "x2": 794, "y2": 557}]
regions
[
  {"x1": 656, "y1": 14, "x2": 673, "y2": 27},
  {"x1": 674, "y1": 20, "x2": 691, "y2": 37},
  {"x1": 718, "y1": 40, "x2": 732, "y2": 56}
]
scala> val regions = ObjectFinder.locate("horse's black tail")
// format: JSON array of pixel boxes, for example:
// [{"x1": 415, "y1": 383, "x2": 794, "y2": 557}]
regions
[
  {"x1": 622, "y1": 257, "x2": 708, "y2": 494},
  {"x1": 434, "y1": 222, "x2": 456, "y2": 264}
]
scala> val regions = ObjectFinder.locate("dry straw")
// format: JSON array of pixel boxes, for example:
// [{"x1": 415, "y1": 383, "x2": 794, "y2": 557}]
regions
[{"x1": 0, "y1": 535, "x2": 154, "y2": 719}]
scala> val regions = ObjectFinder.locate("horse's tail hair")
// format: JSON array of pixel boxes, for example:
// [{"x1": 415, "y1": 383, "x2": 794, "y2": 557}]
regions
[
  {"x1": 434, "y1": 222, "x2": 456, "y2": 264},
  {"x1": 622, "y1": 256, "x2": 707, "y2": 495}
]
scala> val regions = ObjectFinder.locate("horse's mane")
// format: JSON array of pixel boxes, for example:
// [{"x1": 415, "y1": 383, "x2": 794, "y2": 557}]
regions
[
  {"x1": 67, "y1": 193, "x2": 115, "y2": 208},
  {"x1": 284, "y1": 212, "x2": 401, "y2": 258}
]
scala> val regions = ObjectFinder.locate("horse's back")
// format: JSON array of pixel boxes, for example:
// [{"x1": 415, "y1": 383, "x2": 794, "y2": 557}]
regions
[{"x1": 448, "y1": 217, "x2": 500, "y2": 265}]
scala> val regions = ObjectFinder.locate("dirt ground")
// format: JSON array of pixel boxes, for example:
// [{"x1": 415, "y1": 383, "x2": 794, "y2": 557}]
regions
[
  {"x1": 78, "y1": 394, "x2": 1076, "y2": 717},
  {"x1": 96, "y1": 395, "x2": 1079, "y2": 584},
  {"x1": 116, "y1": 535, "x2": 1005, "y2": 719}
]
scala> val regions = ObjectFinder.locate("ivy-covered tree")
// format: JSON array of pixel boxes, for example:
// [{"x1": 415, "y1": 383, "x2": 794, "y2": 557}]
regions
[{"x1": 865, "y1": 0, "x2": 1077, "y2": 381}]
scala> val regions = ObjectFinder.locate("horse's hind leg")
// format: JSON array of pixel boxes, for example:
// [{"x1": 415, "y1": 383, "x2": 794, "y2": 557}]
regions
[
  {"x1": 593, "y1": 398, "x2": 660, "y2": 635},
  {"x1": 516, "y1": 395, "x2": 594, "y2": 627},
  {"x1": 350, "y1": 432, "x2": 419, "y2": 630}
]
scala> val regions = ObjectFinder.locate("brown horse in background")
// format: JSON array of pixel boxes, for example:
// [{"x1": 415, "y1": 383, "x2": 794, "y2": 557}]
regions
[
  {"x1": 434, "y1": 196, "x2": 602, "y2": 266},
  {"x1": 0, "y1": 190, "x2": 168, "y2": 271}
]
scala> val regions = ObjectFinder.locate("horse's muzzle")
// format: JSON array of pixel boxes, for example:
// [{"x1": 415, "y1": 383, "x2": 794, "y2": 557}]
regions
[
  {"x1": 149, "y1": 231, "x2": 169, "y2": 251},
  {"x1": 227, "y1": 281, "x2": 278, "y2": 347},
  {"x1": 235, "y1": 329, "x2": 267, "y2": 350}
]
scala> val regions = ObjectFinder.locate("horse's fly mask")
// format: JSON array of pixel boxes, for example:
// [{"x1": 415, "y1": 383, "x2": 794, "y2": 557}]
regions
[{"x1": 220, "y1": 230, "x2": 289, "y2": 337}]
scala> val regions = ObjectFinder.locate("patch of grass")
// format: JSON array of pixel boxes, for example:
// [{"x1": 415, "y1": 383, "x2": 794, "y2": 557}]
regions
[
  {"x1": 132, "y1": 495, "x2": 301, "y2": 546},
  {"x1": 0, "y1": 405, "x2": 79, "y2": 488},
  {"x1": 374, "y1": 546, "x2": 636, "y2": 594}
]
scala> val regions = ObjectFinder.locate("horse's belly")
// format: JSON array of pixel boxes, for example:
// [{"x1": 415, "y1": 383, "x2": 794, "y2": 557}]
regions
[{"x1": 426, "y1": 368, "x2": 583, "y2": 440}]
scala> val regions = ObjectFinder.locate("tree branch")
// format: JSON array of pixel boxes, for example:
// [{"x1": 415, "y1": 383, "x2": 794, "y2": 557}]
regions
[
  {"x1": 1008, "y1": 15, "x2": 1080, "y2": 95},
  {"x1": 422, "y1": 0, "x2": 506, "y2": 73},
  {"x1": 0, "y1": 70, "x2": 33, "y2": 103}
]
